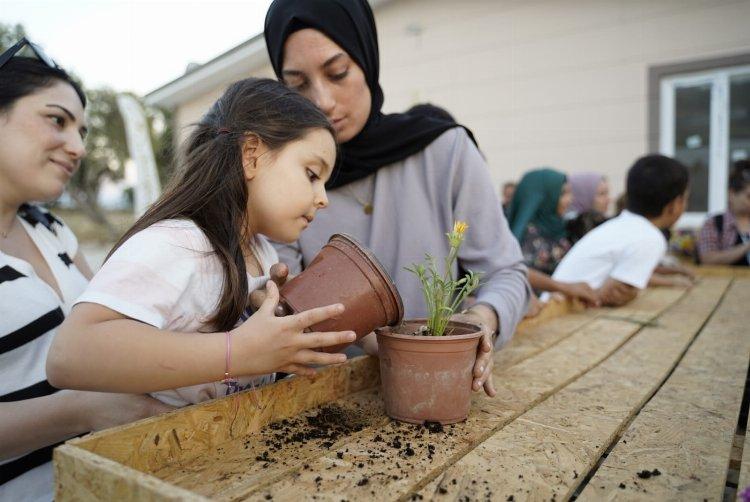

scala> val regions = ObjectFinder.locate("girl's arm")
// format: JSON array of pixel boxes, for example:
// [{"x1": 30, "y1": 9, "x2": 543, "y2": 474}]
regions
[
  {"x1": 0, "y1": 391, "x2": 172, "y2": 461},
  {"x1": 47, "y1": 282, "x2": 355, "y2": 394},
  {"x1": 699, "y1": 241, "x2": 750, "y2": 265}
]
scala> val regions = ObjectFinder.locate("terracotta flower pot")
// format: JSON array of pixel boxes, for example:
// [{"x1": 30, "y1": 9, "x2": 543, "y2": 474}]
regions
[
  {"x1": 278, "y1": 234, "x2": 404, "y2": 353},
  {"x1": 375, "y1": 319, "x2": 482, "y2": 424}
]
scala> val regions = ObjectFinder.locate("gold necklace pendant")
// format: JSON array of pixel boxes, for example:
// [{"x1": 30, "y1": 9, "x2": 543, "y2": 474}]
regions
[{"x1": 363, "y1": 203, "x2": 373, "y2": 215}]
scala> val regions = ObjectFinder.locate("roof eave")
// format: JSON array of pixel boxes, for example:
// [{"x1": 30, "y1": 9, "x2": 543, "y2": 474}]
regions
[{"x1": 144, "y1": 35, "x2": 268, "y2": 108}]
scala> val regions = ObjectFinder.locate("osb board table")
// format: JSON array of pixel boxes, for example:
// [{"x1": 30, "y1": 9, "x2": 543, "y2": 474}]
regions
[{"x1": 54, "y1": 269, "x2": 750, "y2": 501}]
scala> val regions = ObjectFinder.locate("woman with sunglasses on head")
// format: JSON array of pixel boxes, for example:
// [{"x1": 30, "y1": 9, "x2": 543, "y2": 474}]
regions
[
  {"x1": 263, "y1": 0, "x2": 531, "y2": 397},
  {"x1": 0, "y1": 41, "x2": 172, "y2": 501}
]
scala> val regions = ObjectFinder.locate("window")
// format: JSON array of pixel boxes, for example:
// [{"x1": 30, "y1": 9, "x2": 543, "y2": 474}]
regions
[{"x1": 659, "y1": 65, "x2": 750, "y2": 227}]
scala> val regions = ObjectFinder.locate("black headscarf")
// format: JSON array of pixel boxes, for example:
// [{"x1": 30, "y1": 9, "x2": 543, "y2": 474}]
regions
[{"x1": 264, "y1": 0, "x2": 477, "y2": 189}]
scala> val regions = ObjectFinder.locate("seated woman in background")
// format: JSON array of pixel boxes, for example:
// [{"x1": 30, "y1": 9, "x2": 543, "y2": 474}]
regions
[
  {"x1": 568, "y1": 172, "x2": 610, "y2": 216},
  {"x1": 507, "y1": 168, "x2": 599, "y2": 309},
  {"x1": 697, "y1": 160, "x2": 750, "y2": 267},
  {"x1": 565, "y1": 172, "x2": 610, "y2": 243}
]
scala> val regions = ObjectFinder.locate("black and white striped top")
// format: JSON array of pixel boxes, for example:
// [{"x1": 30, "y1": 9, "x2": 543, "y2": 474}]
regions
[{"x1": 0, "y1": 204, "x2": 88, "y2": 501}]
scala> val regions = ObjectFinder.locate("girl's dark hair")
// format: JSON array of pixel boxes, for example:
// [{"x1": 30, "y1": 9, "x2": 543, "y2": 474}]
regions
[
  {"x1": 108, "y1": 77, "x2": 334, "y2": 331},
  {"x1": 729, "y1": 160, "x2": 750, "y2": 192},
  {"x1": 0, "y1": 56, "x2": 86, "y2": 113}
]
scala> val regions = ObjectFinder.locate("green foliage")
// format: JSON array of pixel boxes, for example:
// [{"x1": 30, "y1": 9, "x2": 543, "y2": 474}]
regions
[
  {"x1": 406, "y1": 222, "x2": 481, "y2": 336},
  {"x1": 0, "y1": 23, "x2": 26, "y2": 52}
]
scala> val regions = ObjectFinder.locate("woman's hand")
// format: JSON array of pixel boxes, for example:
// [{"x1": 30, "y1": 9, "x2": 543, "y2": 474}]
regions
[
  {"x1": 70, "y1": 391, "x2": 175, "y2": 432},
  {"x1": 451, "y1": 305, "x2": 497, "y2": 398},
  {"x1": 234, "y1": 281, "x2": 356, "y2": 377},
  {"x1": 558, "y1": 281, "x2": 601, "y2": 307},
  {"x1": 357, "y1": 332, "x2": 380, "y2": 356},
  {"x1": 524, "y1": 292, "x2": 544, "y2": 318},
  {"x1": 249, "y1": 263, "x2": 290, "y2": 312},
  {"x1": 0, "y1": 391, "x2": 174, "y2": 461}
]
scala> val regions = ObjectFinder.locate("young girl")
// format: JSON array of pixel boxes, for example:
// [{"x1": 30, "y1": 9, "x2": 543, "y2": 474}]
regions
[{"x1": 47, "y1": 78, "x2": 354, "y2": 406}]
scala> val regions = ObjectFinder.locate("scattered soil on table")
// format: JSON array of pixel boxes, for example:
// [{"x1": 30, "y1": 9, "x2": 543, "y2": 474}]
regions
[
  {"x1": 247, "y1": 403, "x2": 370, "y2": 468},
  {"x1": 636, "y1": 468, "x2": 662, "y2": 479}
]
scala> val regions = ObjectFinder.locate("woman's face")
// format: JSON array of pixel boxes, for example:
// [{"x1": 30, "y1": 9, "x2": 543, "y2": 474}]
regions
[
  {"x1": 557, "y1": 182, "x2": 573, "y2": 216},
  {"x1": 245, "y1": 128, "x2": 337, "y2": 243},
  {"x1": 0, "y1": 81, "x2": 86, "y2": 205},
  {"x1": 592, "y1": 179, "x2": 611, "y2": 214},
  {"x1": 729, "y1": 185, "x2": 750, "y2": 216},
  {"x1": 282, "y1": 29, "x2": 371, "y2": 143}
]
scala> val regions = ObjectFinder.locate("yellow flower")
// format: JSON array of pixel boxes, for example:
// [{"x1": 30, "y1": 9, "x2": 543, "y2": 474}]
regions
[{"x1": 453, "y1": 221, "x2": 468, "y2": 237}]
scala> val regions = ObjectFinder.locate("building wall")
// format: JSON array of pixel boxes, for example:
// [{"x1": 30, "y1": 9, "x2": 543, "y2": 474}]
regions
[
  {"x1": 171, "y1": 0, "x2": 750, "y2": 201},
  {"x1": 172, "y1": 66, "x2": 276, "y2": 144}
]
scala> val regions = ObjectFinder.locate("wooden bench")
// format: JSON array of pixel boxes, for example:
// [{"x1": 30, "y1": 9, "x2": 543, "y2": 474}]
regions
[{"x1": 54, "y1": 267, "x2": 750, "y2": 501}]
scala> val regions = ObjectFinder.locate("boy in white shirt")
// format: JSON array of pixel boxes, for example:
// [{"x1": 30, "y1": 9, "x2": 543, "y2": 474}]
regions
[{"x1": 551, "y1": 155, "x2": 689, "y2": 306}]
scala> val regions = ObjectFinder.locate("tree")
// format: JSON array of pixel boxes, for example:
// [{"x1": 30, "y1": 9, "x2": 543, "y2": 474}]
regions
[{"x1": 1, "y1": 22, "x2": 173, "y2": 240}]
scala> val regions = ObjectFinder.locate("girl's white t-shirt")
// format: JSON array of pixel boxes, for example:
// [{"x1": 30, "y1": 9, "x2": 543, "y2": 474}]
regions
[{"x1": 76, "y1": 219, "x2": 278, "y2": 406}]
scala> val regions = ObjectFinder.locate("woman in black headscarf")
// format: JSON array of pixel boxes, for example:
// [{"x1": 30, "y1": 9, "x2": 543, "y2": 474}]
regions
[{"x1": 263, "y1": 0, "x2": 531, "y2": 397}]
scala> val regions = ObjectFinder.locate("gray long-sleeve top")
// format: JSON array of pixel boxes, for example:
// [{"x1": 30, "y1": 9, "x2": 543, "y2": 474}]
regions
[{"x1": 274, "y1": 128, "x2": 530, "y2": 347}]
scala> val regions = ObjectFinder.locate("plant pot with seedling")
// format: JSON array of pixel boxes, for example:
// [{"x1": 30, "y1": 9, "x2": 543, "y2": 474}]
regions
[{"x1": 376, "y1": 222, "x2": 483, "y2": 425}]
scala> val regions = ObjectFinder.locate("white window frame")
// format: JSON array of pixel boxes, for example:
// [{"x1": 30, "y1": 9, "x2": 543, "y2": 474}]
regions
[{"x1": 659, "y1": 64, "x2": 750, "y2": 228}]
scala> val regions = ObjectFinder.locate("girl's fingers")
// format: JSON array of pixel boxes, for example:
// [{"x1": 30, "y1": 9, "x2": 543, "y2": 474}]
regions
[
  {"x1": 294, "y1": 348, "x2": 348, "y2": 366},
  {"x1": 289, "y1": 304, "x2": 345, "y2": 330},
  {"x1": 299, "y1": 330, "x2": 356, "y2": 350},
  {"x1": 258, "y1": 281, "x2": 280, "y2": 315}
]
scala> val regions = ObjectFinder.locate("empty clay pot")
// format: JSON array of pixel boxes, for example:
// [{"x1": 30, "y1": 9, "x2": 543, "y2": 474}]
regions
[
  {"x1": 278, "y1": 234, "x2": 404, "y2": 353},
  {"x1": 376, "y1": 319, "x2": 482, "y2": 424}
]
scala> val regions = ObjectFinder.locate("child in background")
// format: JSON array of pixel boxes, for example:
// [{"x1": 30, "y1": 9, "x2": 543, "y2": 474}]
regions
[
  {"x1": 47, "y1": 78, "x2": 354, "y2": 406},
  {"x1": 697, "y1": 160, "x2": 750, "y2": 266},
  {"x1": 551, "y1": 155, "x2": 689, "y2": 306}
]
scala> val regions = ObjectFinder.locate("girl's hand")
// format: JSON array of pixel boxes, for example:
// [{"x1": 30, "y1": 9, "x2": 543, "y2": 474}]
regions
[{"x1": 233, "y1": 281, "x2": 356, "y2": 377}]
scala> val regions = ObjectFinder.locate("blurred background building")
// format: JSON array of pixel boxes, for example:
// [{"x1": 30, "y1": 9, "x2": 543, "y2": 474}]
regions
[{"x1": 147, "y1": 0, "x2": 750, "y2": 228}]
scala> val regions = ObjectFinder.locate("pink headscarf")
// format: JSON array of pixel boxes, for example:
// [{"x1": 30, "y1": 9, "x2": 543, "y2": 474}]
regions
[{"x1": 569, "y1": 172, "x2": 605, "y2": 214}]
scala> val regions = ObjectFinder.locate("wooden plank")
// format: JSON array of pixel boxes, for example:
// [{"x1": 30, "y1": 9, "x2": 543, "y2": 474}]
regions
[
  {"x1": 414, "y1": 276, "x2": 730, "y2": 502},
  {"x1": 235, "y1": 288, "x2": 688, "y2": 501},
  {"x1": 579, "y1": 278, "x2": 750, "y2": 501},
  {"x1": 150, "y1": 388, "x2": 389, "y2": 499},
  {"x1": 495, "y1": 313, "x2": 594, "y2": 371},
  {"x1": 54, "y1": 445, "x2": 203, "y2": 501},
  {"x1": 596, "y1": 285, "x2": 686, "y2": 324},
  {"x1": 695, "y1": 265, "x2": 750, "y2": 278},
  {"x1": 497, "y1": 287, "x2": 685, "y2": 372},
  {"x1": 67, "y1": 355, "x2": 380, "y2": 474}
]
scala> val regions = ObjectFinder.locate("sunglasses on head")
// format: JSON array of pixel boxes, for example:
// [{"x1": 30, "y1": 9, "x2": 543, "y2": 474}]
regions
[{"x1": 0, "y1": 37, "x2": 59, "y2": 70}]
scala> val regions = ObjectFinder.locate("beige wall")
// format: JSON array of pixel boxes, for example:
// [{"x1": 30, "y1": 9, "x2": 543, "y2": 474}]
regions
[
  {"x1": 173, "y1": 66, "x2": 276, "y2": 144},
  {"x1": 172, "y1": 0, "x2": 750, "y2": 203}
]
